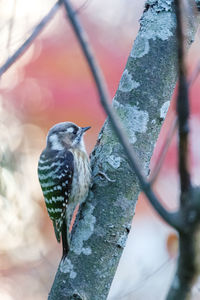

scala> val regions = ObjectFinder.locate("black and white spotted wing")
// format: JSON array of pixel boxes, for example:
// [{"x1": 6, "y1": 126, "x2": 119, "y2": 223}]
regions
[{"x1": 38, "y1": 149, "x2": 74, "y2": 242}]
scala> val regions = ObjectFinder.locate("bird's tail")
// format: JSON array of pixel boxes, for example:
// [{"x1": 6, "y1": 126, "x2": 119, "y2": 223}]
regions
[
  {"x1": 53, "y1": 216, "x2": 70, "y2": 259},
  {"x1": 61, "y1": 220, "x2": 69, "y2": 259}
]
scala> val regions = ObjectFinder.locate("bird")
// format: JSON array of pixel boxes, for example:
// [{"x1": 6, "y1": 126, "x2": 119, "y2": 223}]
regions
[{"x1": 37, "y1": 122, "x2": 91, "y2": 258}]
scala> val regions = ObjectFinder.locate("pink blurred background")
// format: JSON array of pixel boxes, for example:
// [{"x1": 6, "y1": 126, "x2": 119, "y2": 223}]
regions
[{"x1": 0, "y1": 1, "x2": 200, "y2": 299}]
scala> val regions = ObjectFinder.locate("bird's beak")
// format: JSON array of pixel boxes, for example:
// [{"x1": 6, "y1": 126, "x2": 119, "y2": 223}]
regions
[{"x1": 81, "y1": 126, "x2": 91, "y2": 133}]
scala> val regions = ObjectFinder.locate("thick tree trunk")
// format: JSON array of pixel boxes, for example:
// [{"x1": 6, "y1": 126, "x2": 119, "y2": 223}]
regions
[{"x1": 49, "y1": 1, "x2": 200, "y2": 299}]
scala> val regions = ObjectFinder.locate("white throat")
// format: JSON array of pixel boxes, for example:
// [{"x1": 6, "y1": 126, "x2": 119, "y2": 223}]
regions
[
  {"x1": 79, "y1": 138, "x2": 86, "y2": 152},
  {"x1": 71, "y1": 133, "x2": 86, "y2": 152}
]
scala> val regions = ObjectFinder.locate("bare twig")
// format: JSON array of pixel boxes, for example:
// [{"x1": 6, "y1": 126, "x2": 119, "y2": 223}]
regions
[
  {"x1": 0, "y1": 1, "x2": 61, "y2": 77},
  {"x1": 62, "y1": 0, "x2": 182, "y2": 230},
  {"x1": 75, "y1": 0, "x2": 91, "y2": 14},
  {"x1": 149, "y1": 116, "x2": 178, "y2": 185},
  {"x1": 166, "y1": 1, "x2": 200, "y2": 299},
  {"x1": 6, "y1": 0, "x2": 17, "y2": 54},
  {"x1": 175, "y1": 0, "x2": 191, "y2": 193}
]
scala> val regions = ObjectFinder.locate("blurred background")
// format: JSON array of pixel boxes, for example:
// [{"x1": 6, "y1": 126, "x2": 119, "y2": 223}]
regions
[{"x1": 0, "y1": 1, "x2": 200, "y2": 299}]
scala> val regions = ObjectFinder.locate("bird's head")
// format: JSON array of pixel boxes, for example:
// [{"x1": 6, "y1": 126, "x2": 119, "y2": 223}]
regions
[{"x1": 46, "y1": 122, "x2": 91, "y2": 151}]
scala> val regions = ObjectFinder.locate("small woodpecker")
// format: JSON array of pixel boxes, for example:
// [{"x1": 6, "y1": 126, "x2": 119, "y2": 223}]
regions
[{"x1": 38, "y1": 122, "x2": 91, "y2": 258}]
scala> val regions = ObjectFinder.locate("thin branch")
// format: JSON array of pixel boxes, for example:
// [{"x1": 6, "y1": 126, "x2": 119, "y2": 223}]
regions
[
  {"x1": 62, "y1": 0, "x2": 182, "y2": 230},
  {"x1": 175, "y1": 0, "x2": 191, "y2": 193},
  {"x1": 75, "y1": 0, "x2": 91, "y2": 14},
  {"x1": 185, "y1": 0, "x2": 200, "y2": 89},
  {"x1": 0, "y1": 1, "x2": 62, "y2": 77},
  {"x1": 149, "y1": 116, "x2": 178, "y2": 185},
  {"x1": 6, "y1": 0, "x2": 17, "y2": 54},
  {"x1": 166, "y1": 2, "x2": 200, "y2": 299}
]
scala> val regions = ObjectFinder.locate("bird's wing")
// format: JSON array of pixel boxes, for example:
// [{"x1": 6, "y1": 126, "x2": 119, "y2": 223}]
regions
[{"x1": 38, "y1": 149, "x2": 74, "y2": 242}]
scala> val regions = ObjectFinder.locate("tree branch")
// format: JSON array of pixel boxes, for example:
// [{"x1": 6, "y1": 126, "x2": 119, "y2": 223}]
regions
[
  {"x1": 6, "y1": 0, "x2": 17, "y2": 54},
  {"x1": 166, "y1": 188, "x2": 200, "y2": 300},
  {"x1": 166, "y1": 1, "x2": 200, "y2": 299},
  {"x1": 62, "y1": 0, "x2": 180, "y2": 230},
  {"x1": 49, "y1": 1, "x2": 200, "y2": 299},
  {"x1": 175, "y1": 0, "x2": 191, "y2": 193},
  {"x1": 0, "y1": 1, "x2": 61, "y2": 77}
]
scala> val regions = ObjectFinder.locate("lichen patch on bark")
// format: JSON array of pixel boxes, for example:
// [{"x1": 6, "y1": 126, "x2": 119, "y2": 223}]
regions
[
  {"x1": 131, "y1": 0, "x2": 175, "y2": 59},
  {"x1": 160, "y1": 101, "x2": 170, "y2": 120},
  {"x1": 113, "y1": 100, "x2": 149, "y2": 144},
  {"x1": 60, "y1": 258, "x2": 77, "y2": 279},
  {"x1": 70, "y1": 203, "x2": 96, "y2": 255},
  {"x1": 119, "y1": 70, "x2": 140, "y2": 92}
]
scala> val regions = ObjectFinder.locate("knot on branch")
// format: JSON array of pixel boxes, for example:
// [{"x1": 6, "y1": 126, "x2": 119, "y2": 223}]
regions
[{"x1": 71, "y1": 293, "x2": 85, "y2": 300}]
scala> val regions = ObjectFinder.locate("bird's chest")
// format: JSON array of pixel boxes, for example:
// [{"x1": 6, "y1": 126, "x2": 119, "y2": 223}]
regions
[{"x1": 70, "y1": 150, "x2": 91, "y2": 204}]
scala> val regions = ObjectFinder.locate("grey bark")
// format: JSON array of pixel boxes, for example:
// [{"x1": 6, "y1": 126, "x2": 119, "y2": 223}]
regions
[{"x1": 49, "y1": 1, "x2": 200, "y2": 299}]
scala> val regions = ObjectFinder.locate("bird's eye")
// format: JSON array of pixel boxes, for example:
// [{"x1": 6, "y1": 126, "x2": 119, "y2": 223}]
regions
[{"x1": 73, "y1": 127, "x2": 78, "y2": 134}]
